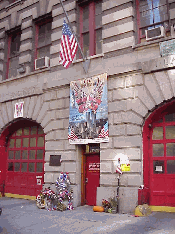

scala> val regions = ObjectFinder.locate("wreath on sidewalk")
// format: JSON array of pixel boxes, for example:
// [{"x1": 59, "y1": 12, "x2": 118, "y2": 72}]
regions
[{"x1": 36, "y1": 172, "x2": 73, "y2": 211}]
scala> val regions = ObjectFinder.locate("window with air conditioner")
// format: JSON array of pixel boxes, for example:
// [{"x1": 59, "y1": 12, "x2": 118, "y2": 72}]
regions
[
  {"x1": 145, "y1": 26, "x2": 165, "y2": 40},
  {"x1": 34, "y1": 17, "x2": 52, "y2": 70},
  {"x1": 136, "y1": 0, "x2": 169, "y2": 43}
]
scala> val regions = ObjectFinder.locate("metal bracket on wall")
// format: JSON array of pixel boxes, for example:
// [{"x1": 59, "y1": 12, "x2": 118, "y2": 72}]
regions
[{"x1": 83, "y1": 59, "x2": 90, "y2": 74}]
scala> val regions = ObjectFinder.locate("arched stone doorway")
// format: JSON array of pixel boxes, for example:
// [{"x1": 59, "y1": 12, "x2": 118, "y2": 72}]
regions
[
  {"x1": 143, "y1": 100, "x2": 175, "y2": 207},
  {"x1": 0, "y1": 118, "x2": 45, "y2": 199}
]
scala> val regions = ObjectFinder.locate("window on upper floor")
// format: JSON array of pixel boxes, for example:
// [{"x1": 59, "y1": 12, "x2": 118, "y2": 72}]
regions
[
  {"x1": 78, "y1": 0, "x2": 102, "y2": 58},
  {"x1": 136, "y1": 0, "x2": 169, "y2": 43},
  {"x1": 34, "y1": 16, "x2": 52, "y2": 69},
  {"x1": 6, "y1": 29, "x2": 21, "y2": 80}
]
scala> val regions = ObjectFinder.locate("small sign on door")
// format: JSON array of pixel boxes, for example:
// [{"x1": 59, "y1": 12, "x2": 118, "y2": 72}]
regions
[
  {"x1": 89, "y1": 163, "x2": 100, "y2": 171},
  {"x1": 155, "y1": 166, "x2": 163, "y2": 172},
  {"x1": 37, "y1": 179, "x2": 41, "y2": 185}
]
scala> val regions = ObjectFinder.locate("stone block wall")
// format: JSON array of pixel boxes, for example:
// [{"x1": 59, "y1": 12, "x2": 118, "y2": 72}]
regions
[
  {"x1": 101, "y1": 73, "x2": 144, "y2": 177},
  {"x1": 41, "y1": 86, "x2": 78, "y2": 189},
  {"x1": 96, "y1": 187, "x2": 138, "y2": 214},
  {"x1": 97, "y1": 72, "x2": 144, "y2": 213},
  {"x1": 102, "y1": 0, "x2": 135, "y2": 58}
]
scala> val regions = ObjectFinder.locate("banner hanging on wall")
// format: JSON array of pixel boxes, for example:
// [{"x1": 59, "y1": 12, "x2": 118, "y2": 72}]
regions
[{"x1": 68, "y1": 73, "x2": 108, "y2": 144}]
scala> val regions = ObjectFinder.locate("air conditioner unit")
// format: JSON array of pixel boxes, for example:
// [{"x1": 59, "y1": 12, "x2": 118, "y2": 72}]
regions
[
  {"x1": 35, "y1": 56, "x2": 50, "y2": 70},
  {"x1": 145, "y1": 26, "x2": 165, "y2": 41}
]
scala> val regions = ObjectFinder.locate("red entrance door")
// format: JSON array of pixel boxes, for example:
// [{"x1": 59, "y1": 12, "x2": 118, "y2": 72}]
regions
[
  {"x1": 85, "y1": 154, "x2": 100, "y2": 206},
  {"x1": 150, "y1": 112, "x2": 175, "y2": 206},
  {"x1": 6, "y1": 125, "x2": 45, "y2": 197}
]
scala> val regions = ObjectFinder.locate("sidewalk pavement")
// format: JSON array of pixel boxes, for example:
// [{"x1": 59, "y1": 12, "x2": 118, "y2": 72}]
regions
[
  {"x1": 0, "y1": 197, "x2": 142, "y2": 234},
  {"x1": 1, "y1": 197, "x2": 175, "y2": 234}
]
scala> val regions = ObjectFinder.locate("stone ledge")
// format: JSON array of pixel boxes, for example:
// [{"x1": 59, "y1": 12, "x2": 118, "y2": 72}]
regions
[
  {"x1": 133, "y1": 35, "x2": 173, "y2": 50},
  {"x1": 141, "y1": 55, "x2": 175, "y2": 74},
  {"x1": 5, "y1": 0, "x2": 26, "y2": 11}
]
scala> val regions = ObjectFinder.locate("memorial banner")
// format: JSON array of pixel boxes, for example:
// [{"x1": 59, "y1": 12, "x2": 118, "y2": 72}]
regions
[{"x1": 68, "y1": 73, "x2": 108, "y2": 144}]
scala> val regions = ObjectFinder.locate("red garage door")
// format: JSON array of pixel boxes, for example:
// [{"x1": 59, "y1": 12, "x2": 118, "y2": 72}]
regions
[
  {"x1": 150, "y1": 112, "x2": 175, "y2": 206},
  {"x1": 6, "y1": 125, "x2": 45, "y2": 197}
]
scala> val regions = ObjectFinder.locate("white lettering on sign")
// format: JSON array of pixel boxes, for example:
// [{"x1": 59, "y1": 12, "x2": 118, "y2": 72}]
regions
[
  {"x1": 89, "y1": 163, "x2": 100, "y2": 171},
  {"x1": 155, "y1": 166, "x2": 162, "y2": 172}
]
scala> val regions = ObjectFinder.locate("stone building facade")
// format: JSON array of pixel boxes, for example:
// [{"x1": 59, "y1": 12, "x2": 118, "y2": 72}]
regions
[{"x1": 0, "y1": 0, "x2": 175, "y2": 213}]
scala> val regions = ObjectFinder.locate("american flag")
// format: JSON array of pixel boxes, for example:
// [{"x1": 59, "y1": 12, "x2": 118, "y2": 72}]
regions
[
  {"x1": 116, "y1": 166, "x2": 123, "y2": 174},
  {"x1": 68, "y1": 128, "x2": 78, "y2": 140},
  {"x1": 59, "y1": 20, "x2": 78, "y2": 69},
  {"x1": 98, "y1": 121, "x2": 109, "y2": 138}
]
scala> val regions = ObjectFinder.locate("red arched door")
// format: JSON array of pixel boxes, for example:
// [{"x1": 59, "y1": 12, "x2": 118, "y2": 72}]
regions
[
  {"x1": 5, "y1": 124, "x2": 45, "y2": 198},
  {"x1": 149, "y1": 112, "x2": 175, "y2": 206}
]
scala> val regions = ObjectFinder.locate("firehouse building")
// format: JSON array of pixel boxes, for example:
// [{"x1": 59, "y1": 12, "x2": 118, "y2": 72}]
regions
[{"x1": 0, "y1": 0, "x2": 175, "y2": 213}]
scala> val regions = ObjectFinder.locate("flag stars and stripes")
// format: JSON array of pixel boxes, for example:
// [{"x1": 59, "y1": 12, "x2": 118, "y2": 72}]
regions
[
  {"x1": 68, "y1": 128, "x2": 78, "y2": 140},
  {"x1": 98, "y1": 121, "x2": 109, "y2": 138},
  {"x1": 116, "y1": 166, "x2": 123, "y2": 174},
  {"x1": 59, "y1": 20, "x2": 78, "y2": 69}
]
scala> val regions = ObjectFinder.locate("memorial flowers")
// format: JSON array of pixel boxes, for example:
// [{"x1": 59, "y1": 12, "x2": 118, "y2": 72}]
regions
[
  {"x1": 36, "y1": 172, "x2": 73, "y2": 211},
  {"x1": 102, "y1": 197, "x2": 117, "y2": 213}
]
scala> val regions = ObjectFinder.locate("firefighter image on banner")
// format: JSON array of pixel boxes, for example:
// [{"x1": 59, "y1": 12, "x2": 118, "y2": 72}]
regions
[{"x1": 68, "y1": 73, "x2": 108, "y2": 144}]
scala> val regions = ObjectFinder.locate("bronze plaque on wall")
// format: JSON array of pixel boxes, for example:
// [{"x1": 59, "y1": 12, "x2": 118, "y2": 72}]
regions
[{"x1": 49, "y1": 155, "x2": 61, "y2": 166}]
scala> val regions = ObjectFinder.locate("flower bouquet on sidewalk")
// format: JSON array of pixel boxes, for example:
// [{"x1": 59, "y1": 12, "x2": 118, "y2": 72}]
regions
[
  {"x1": 102, "y1": 197, "x2": 117, "y2": 213},
  {"x1": 102, "y1": 199, "x2": 111, "y2": 213}
]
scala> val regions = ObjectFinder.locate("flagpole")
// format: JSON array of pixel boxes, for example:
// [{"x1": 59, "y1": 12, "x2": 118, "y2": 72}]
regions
[
  {"x1": 59, "y1": 0, "x2": 86, "y2": 61},
  {"x1": 116, "y1": 174, "x2": 120, "y2": 213}
]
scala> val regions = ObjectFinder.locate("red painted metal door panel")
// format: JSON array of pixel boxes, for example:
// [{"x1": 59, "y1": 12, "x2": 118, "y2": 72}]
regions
[
  {"x1": 150, "y1": 113, "x2": 175, "y2": 206},
  {"x1": 6, "y1": 125, "x2": 45, "y2": 197},
  {"x1": 85, "y1": 154, "x2": 100, "y2": 206},
  {"x1": 0, "y1": 142, "x2": 6, "y2": 195}
]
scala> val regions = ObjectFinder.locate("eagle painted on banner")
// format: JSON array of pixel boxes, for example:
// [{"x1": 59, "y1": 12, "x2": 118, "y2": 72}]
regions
[{"x1": 71, "y1": 77, "x2": 104, "y2": 113}]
